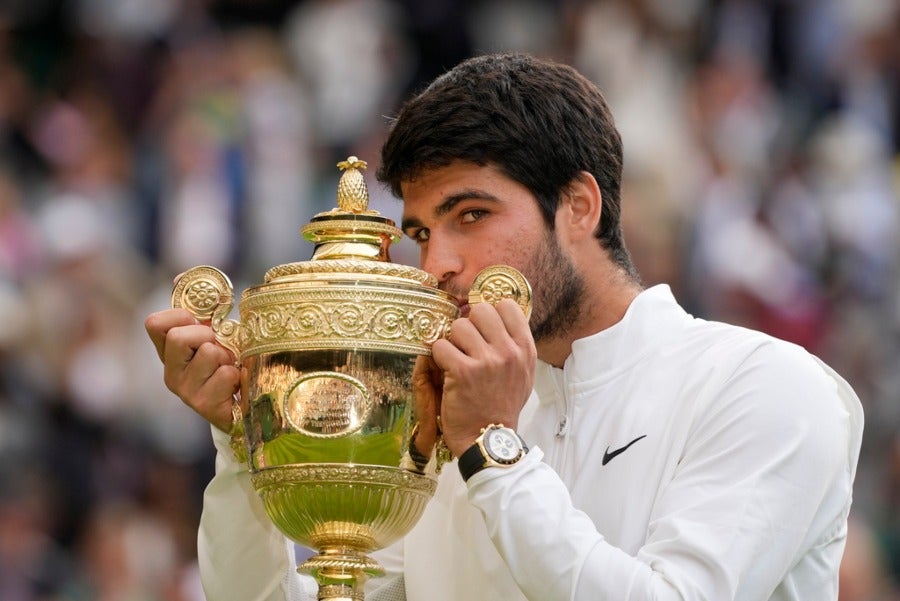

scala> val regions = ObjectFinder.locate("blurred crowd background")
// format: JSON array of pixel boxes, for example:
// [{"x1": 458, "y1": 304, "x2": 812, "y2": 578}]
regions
[{"x1": 0, "y1": 0, "x2": 898, "y2": 599}]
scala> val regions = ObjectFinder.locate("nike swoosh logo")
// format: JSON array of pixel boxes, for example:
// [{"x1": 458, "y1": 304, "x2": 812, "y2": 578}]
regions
[{"x1": 602, "y1": 434, "x2": 647, "y2": 465}]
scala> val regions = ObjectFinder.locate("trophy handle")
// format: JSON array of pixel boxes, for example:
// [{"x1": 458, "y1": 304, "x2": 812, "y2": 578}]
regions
[
  {"x1": 171, "y1": 265, "x2": 242, "y2": 362},
  {"x1": 468, "y1": 264, "x2": 533, "y2": 321},
  {"x1": 171, "y1": 265, "x2": 247, "y2": 462}
]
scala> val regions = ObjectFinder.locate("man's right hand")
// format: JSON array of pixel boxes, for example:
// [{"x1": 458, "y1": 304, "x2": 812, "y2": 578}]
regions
[{"x1": 145, "y1": 308, "x2": 241, "y2": 433}]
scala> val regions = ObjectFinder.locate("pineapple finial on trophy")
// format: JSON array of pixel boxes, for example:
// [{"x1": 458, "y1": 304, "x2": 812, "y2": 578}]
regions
[
  {"x1": 300, "y1": 156, "x2": 402, "y2": 262},
  {"x1": 336, "y1": 156, "x2": 369, "y2": 213}
]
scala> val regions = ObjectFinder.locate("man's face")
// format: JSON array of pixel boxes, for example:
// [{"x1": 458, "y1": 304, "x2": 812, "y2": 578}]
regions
[{"x1": 400, "y1": 161, "x2": 583, "y2": 342}]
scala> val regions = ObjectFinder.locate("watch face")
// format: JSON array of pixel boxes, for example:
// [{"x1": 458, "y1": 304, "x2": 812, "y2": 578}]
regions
[{"x1": 485, "y1": 428, "x2": 522, "y2": 463}]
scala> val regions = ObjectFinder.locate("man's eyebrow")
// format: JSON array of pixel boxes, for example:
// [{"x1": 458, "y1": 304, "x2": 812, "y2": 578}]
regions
[
  {"x1": 400, "y1": 216, "x2": 423, "y2": 233},
  {"x1": 401, "y1": 190, "x2": 500, "y2": 232}
]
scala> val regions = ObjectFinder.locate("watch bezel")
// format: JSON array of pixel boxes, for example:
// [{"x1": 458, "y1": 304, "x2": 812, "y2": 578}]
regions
[{"x1": 481, "y1": 425, "x2": 526, "y2": 465}]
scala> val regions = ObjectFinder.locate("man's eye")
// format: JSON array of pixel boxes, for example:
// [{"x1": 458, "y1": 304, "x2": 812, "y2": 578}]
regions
[
  {"x1": 461, "y1": 209, "x2": 487, "y2": 223},
  {"x1": 408, "y1": 229, "x2": 430, "y2": 243}
]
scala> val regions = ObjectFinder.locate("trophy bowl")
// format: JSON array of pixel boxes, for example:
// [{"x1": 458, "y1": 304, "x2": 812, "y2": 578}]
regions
[{"x1": 170, "y1": 157, "x2": 532, "y2": 601}]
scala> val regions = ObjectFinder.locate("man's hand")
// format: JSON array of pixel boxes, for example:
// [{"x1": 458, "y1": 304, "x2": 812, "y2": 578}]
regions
[
  {"x1": 431, "y1": 298, "x2": 536, "y2": 457},
  {"x1": 411, "y1": 356, "x2": 443, "y2": 458},
  {"x1": 145, "y1": 308, "x2": 241, "y2": 433}
]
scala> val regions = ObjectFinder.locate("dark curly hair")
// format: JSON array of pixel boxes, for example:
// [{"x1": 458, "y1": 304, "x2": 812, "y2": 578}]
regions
[{"x1": 377, "y1": 52, "x2": 635, "y2": 275}]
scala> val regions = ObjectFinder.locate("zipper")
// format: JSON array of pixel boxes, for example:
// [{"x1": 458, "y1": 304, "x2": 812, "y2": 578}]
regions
[
  {"x1": 547, "y1": 371, "x2": 572, "y2": 474},
  {"x1": 556, "y1": 414, "x2": 569, "y2": 437}
]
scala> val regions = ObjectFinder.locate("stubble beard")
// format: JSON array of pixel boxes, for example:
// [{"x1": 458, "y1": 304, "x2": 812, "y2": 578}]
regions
[{"x1": 527, "y1": 231, "x2": 584, "y2": 344}]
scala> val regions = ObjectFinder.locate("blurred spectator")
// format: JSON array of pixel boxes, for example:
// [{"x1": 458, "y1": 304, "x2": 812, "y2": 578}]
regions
[
  {"x1": 283, "y1": 0, "x2": 411, "y2": 161},
  {"x1": 0, "y1": 463, "x2": 77, "y2": 600},
  {"x1": 839, "y1": 513, "x2": 900, "y2": 601}
]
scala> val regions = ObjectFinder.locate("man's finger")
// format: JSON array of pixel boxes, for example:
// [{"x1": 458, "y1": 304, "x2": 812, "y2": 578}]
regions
[
  {"x1": 467, "y1": 301, "x2": 511, "y2": 345},
  {"x1": 145, "y1": 308, "x2": 198, "y2": 362},
  {"x1": 442, "y1": 318, "x2": 490, "y2": 359},
  {"x1": 494, "y1": 298, "x2": 534, "y2": 347},
  {"x1": 164, "y1": 324, "x2": 220, "y2": 367},
  {"x1": 163, "y1": 340, "x2": 236, "y2": 413},
  {"x1": 193, "y1": 364, "x2": 242, "y2": 432}
]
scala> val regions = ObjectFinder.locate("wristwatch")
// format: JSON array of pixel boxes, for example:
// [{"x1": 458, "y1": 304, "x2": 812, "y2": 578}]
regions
[{"x1": 458, "y1": 424, "x2": 528, "y2": 482}]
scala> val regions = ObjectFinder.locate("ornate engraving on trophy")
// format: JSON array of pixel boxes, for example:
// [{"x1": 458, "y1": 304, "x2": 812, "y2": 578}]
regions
[
  {"x1": 371, "y1": 306, "x2": 406, "y2": 339},
  {"x1": 238, "y1": 295, "x2": 453, "y2": 355},
  {"x1": 266, "y1": 261, "x2": 436, "y2": 286},
  {"x1": 468, "y1": 264, "x2": 534, "y2": 321},
  {"x1": 285, "y1": 372, "x2": 372, "y2": 438},
  {"x1": 331, "y1": 303, "x2": 369, "y2": 336},
  {"x1": 184, "y1": 279, "x2": 219, "y2": 311},
  {"x1": 172, "y1": 265, "x2": 233, "y2": 319},
  {"x1": 409, "y1": 309, "x2": 445, "y2": 343},
  {"x1": 292, "y1": 305, "x2": 328, "y2": 337}
]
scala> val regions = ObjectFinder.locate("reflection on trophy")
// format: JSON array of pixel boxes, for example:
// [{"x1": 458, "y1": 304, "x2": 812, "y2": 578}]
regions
[{"x1": 170, "y1": 157, "x2": 531, "y2": 601}]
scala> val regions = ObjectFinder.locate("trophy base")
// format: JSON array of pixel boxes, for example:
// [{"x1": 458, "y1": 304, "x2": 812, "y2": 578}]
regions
[{"x1": 300, "y1": 548, "x2": 383, "y2": 600}]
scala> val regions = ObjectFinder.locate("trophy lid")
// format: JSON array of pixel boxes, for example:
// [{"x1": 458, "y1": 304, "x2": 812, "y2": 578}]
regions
[{"x1": 263, "y1": 157, "x2": 436, "y2": 288}]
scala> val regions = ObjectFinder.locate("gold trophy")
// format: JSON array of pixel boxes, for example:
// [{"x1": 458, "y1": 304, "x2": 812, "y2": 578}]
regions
[{"x1": 170, "y1": 157, "x2": 532, "y2": 600}]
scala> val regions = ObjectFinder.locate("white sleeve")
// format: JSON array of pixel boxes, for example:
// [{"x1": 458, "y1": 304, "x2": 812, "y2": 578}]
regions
[
  {"x1": 199, "y1": 427, "x2": 316, "y2": 601},
  {"x1": 466, "y1": 345, "x2": 862, "y2": 600}
]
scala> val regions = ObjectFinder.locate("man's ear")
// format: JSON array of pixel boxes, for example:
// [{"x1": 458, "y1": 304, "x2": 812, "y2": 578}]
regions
[{"x1": 557, "y1": 171, "x2": 602, "y2": 242}]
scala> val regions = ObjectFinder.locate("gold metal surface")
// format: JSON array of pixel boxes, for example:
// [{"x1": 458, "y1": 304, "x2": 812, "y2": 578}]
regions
[
  {"x1": 169, "y1": 157, "x2": 531, "y2": 600},
  {"x1": 300, "y1": 157, "x2": 401, "y2": 263},
  {"x1": 468, "y1": 264, "x2": 533, "y2": 321},
  {"x1": 171, "y1": 265, "x2": 241, "y2": 359},
  {"x1": 336, "y1": 156, "x2": 370, "y2": 212}
]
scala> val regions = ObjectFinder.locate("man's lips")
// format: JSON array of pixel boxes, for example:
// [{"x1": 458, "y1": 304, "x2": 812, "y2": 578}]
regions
[{"x1": 439, "y1": 287, "x2": 470, "y2": 317}]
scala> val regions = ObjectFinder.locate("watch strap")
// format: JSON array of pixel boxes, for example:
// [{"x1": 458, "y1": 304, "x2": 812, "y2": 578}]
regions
[{"x1": 458, "y1": 441, "x2": 487, "y2": 482}]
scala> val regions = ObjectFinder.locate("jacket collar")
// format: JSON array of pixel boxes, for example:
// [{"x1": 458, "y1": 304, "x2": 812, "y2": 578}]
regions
[{"x1": 534, "y1": 284, "x2": 691, "y2": 398}]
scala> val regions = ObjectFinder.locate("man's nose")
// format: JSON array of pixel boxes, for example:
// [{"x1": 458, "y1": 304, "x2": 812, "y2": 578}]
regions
[{"x1": 420, "y1": 239, "x2": 463, "y2": 284}]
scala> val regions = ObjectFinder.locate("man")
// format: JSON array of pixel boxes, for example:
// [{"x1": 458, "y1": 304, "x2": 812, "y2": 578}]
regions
[{"x1": 146, "y1": 53, "x2": 863, "y2": 600}]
